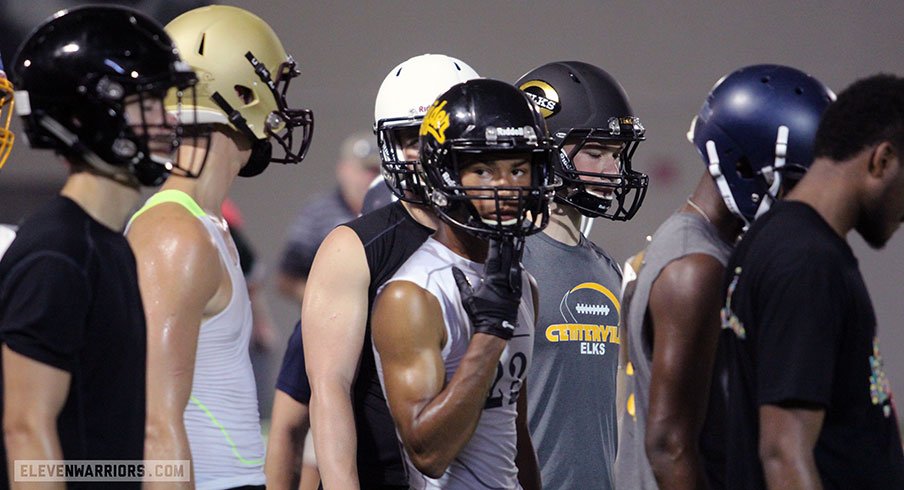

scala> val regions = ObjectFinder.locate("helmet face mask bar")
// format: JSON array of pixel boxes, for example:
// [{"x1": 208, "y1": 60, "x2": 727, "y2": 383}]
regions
[
  {"x1": 376, "y1": 119, "x2": 423, "y2": 203},
  {"x1": 251, "y1": 53, "x2": 314, "y2": 164},
  {"x1": 555, "y1": 117, "x2": 649, "y2": 221},
  {"x1": 0, "y1": 72, "x2": 15, "y2": 170},
  {"x1": 418, "y1": 78, "x2": 558, "y2": 241},
  {"x1": 374, "y1": 54, "x2": 480, "y2": 204},
  {"x1": 425, "y1": 147, "x2": 557, "y2": 240}
]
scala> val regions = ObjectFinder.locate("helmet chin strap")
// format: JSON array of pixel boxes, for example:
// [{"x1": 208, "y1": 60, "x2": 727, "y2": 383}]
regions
[
  {"x1": 579, "y1": 215, "x2": 595, "y2": 237},
  {"x1": 39, "y1": 115, "x2": 141, "y2": 188},
  {"x1": 705, "y1": 139, "x2": 750, "y2": 230},
  {"x1": 754, "y1": 125, "x2": 790, "y2": 221},
  {"x1": 706, "y1": 125, "x2": 791, "y2": 230}
]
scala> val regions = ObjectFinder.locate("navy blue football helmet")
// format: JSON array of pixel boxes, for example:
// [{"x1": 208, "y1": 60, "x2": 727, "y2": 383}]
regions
[{"x1": 688, "y1": 64, "x2": 835, "y2": 227}]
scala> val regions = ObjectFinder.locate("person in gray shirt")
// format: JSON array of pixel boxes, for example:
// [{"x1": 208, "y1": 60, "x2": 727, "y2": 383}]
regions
[
  {"x1": 515, "y1": 61, "x2": 649, "y2": 490},
  {"x1": 614, "y1": 65, "x2": 833, "y2": 490}
]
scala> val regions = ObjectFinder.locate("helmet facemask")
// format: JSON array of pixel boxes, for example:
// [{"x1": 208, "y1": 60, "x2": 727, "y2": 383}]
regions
[
  {"x1": 425, "y1": 146, "x2": 557, "y2": 240},
  {"x1": 376, "y1": 120, "x2": 425, "y2": 203},
  {"x1": 257, "y1": 54, "x2": 313, "y2": 164},
  {"x1": 0, "y1": 74, "x2": 14, "y2": 170},
  {"x1": 555, "y1": 117, "x2": 648, "y2": 221}
]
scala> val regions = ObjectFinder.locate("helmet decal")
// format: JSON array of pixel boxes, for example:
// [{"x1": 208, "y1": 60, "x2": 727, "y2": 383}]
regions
[
  {"x1": 421, "y1": 100, "x2": 450, "y2": 145},
  {"x1": 519, "y1": 80, "x2": 561, "y2": 118},
  {"x1": 516, "y1": 62, "x2": 648, "y2": 221}
]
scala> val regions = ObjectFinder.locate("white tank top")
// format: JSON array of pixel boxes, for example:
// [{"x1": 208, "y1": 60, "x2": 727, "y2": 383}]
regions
[
  {"x1": 374, "y1": 237, "x2": 535, "y2": 490},
  {"x1": 131, "y1": 191, "x2": 265, "y2": 489}
]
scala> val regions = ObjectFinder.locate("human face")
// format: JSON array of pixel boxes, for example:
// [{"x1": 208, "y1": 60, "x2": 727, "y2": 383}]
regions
[
  {"x1": 562, "y1": 140, "x2": 625, "y2": 197},
  {"x1": 857, "y1": 143, "x2": 904, "y2": 248},
  {"x1": 123, "y1": 93, "x2": 179, "y2": 160},
  {"x1": 459, "y1": 154, "x2": 532, "y2": 225},
  {"x1": 395, "y1": 126, "x2": 421, "y2": 162}
]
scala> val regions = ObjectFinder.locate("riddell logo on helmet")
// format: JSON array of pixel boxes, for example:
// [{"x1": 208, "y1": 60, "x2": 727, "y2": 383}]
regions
[
  {"x1": 519, "y1": 80, "x2": 560, "y2": 119},
  {"x1": 497, "y1": 127, "x2": 526, "y2": 136},
  {"x1": 421, "y1": 100, "x2": 450, "y2": 144}
]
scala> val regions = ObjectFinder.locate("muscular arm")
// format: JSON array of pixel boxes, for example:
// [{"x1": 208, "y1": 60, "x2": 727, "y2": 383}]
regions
[
  {"x1": 644, "y1": 254, "x2": 725, "y2": 490},
  {"x1": 759, "y1": 404, "x2": 824, "y2": 490},
  {"x1": 302, "y1": 226, "x2": 369, "y2": 488},
  {"x1": 127, "y1": 206, "x2": 221, "y2": 486},
  {"x1": 2, "y1": 346, "x2": 69, "y2": 490},
  {"x1": 372, "y1": 281, "x2": 506, "y2": 478},
  {"x1": 265, "y1": 390, "x2": 310, "y2": 490}
]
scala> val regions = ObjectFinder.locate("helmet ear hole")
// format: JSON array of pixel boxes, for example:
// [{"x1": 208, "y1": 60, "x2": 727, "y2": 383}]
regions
[
  {"x1": 736, "y1": 156, "x2": 755, "y2": 179},
  {"x1": 234, "y1": 85, "x2": 254, "y2": 105}
]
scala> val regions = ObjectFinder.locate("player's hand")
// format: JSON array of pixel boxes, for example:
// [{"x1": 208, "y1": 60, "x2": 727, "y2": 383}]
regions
[{"x1": 452, "y1": 237, "x2": 523, "y2": 340}]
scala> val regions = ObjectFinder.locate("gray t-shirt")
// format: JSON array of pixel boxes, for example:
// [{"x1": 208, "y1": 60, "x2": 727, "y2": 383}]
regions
[
  {"x1": 523, "y1": 231, "x2": 622, "y2": 490},
  {"x1": 613, "y1": 211, "x2": 732, "y2": 489}
]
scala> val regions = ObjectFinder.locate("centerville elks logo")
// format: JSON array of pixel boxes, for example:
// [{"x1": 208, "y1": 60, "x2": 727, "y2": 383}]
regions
[
  {"x1": 518, "y1": 79, "x2": 561, "y2": 119},
  {"x1": 420, "y1": 99, "x2": 450, "y2": 144},
  {"x1": 546, "y1": 282, "x2": 620, "y2": 356}
]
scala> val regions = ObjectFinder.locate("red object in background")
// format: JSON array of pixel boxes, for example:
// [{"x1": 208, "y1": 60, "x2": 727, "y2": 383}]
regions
[
  {"x1": 222, "y1": 198, "x2": 244, "y2": 229},
  {"x1": 647, "y1": 154, "x2": 680, "y2": 188}
]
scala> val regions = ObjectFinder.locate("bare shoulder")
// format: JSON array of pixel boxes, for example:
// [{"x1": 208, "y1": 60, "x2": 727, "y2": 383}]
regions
[
  {"x1": 127, "y1": 203, "x2": 220, "y2": 285},
  {"x1": 309, "y1": 225, "x2": 368, "y2": 278},
  {"x1": 653, "y1": 253, "x2": 724, "y2": 301},
  {"x1": 372, "y1": 280, "x2": 444, "y2": 355},
  {"x1": 648, "y1": 253, "x2": 725, "y2": 329}
]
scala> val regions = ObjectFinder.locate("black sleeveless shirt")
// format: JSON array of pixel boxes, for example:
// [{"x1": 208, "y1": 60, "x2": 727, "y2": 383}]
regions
[{"x1": 344, "y1": 200, "x2": 432, "y2": 487}]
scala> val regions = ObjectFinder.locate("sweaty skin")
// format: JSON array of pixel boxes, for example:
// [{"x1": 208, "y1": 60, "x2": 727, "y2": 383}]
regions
[
  {"x1": 643, "y1": 173, "x2": 741, "y2": 490},
  {"x1": 371, "y1": 158, "x2": 541, "y2": 488},
  {"x1": 128, "y1": 131, "x2": 249, "y2": 490}
]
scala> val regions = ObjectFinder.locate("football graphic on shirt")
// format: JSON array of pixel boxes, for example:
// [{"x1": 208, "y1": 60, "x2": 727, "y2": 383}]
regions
[{"x1": 545, "y1": 282, "x2": 621, "y2": 355}]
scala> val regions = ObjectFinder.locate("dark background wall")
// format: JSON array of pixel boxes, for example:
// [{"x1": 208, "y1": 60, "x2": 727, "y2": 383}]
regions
[{"x1": 2, "y1": 1, "x2": 903, "y2": 416}]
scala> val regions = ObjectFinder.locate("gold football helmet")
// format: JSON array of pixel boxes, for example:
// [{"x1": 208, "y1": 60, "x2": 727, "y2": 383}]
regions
[{"x1": 165, "y1": 5, "x2": 313, "y2": 176}]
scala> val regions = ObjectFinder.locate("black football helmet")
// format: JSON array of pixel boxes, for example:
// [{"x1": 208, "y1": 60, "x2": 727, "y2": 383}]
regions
[
  {"x1": 516, "y1": 61, "x2": 648, "y2": 221},
  {"x1": 11, "y1": 5, "x2": 199, "y2": 187},
  {"x1": 419, "y1": 78, "x2": 557, "y2": 240}
]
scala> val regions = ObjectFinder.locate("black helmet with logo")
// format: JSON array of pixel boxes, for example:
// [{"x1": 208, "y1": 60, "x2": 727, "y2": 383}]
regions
[
  {"x1": 419, "y1": 78, "x2": 558, "y2": 239},
  {"x1": 517, "y1": 61, "x2": 648, "y2": 220}
]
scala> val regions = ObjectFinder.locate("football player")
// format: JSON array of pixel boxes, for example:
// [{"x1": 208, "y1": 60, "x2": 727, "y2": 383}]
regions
[
  {"x1": 0, "y1": 6, "x2": 197, "y2": 487},
  {"x1": 614, "y1": 65, "x2": 833, "y2": 490},
  {"x1": 721, "y1": 73, "x2": 904, "y2": 489},
  {"x1": 126, "y1": 6, "x2": 313, "y2": 489},
  {"x1": 300, "y1": 53, "x2": 477, "y2": 488},
  {"x1": 371, "y1": 78, "x2": 557, "y2": 489},
  {"x1": 515, "y1": 61, "x2": 649, "y2": 490}
]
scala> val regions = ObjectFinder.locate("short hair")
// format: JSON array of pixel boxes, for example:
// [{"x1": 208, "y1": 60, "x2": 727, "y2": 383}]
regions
[{"x1": 814, "y1": 74, "x2": 904, "y2": 161}]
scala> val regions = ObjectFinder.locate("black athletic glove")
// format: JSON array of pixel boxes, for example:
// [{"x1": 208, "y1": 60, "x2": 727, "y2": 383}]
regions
[{"x1": 452, "y1": 237, "x2": 524, "y2": 340}]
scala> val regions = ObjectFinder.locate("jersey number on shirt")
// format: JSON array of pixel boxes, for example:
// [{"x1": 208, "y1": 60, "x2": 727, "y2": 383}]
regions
[{"x1": 484, "y1": 352, "x2": 527, "y2": 409}]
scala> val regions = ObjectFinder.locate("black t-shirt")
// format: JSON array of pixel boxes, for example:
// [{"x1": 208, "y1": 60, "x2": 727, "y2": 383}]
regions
[
  {"x1": 0, "y1": 196, "x2": 146, "y2": 489},
  {"x1": 721, "y1": 200, "x2": 904, "y2": 489},
  {"x1": 276, "y1": 320, "x2": 310, "y2": 404},
  {"x1": 345, "y1": 200, "x2": 432, "y2": 488}
]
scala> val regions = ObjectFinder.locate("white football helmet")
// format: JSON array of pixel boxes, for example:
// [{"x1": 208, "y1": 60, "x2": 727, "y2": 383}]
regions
[{"x1": 374, "y1": 54, "x2": 479, "y2": 203}]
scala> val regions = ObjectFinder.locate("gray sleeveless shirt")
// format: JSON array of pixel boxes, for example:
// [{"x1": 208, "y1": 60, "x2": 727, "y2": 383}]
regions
[{"x1": 614, "y1": 211, "x2": 732, "y2": 489}]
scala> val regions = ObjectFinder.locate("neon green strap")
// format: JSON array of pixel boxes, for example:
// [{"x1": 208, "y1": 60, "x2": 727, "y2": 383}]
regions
[
  {"x1": 130, "y1": 189, "x2": 207, "y2": 225},
  {"x1": 189, "y1": 396, "x2": 264, "y2": 466}
]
